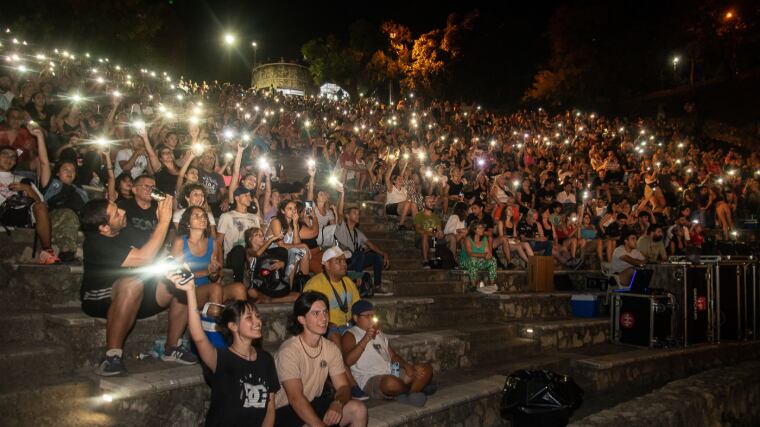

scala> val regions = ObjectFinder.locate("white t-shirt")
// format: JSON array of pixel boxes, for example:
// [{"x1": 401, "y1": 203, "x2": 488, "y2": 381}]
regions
[
  {"x1": 444, "y1": 215, "x2": 466, "y2": 236},
  {"x1": 0, "y1": 171, "x2": 43, "y2": 205},
  {"x1": 557, "y1": 191, "x2": 576, "y2": 204},
  {"x1": 114, "y1": 148, "x2": 148, "y2": 179},
  {"x1": 172, "y1": 207, "x2": 216, "y2": 227},
  {"x1": 346, "y1": 326, "x2": 392, "y2": 389},
  {"x1": 610, "y1": 245, "x2": 645, "y2": 274},
  {"x1": 217, "y1": 210, "x2": 261, "y2": 257}
]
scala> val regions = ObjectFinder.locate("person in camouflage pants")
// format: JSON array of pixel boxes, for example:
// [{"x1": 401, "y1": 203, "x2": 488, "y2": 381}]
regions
[{"x1": 50, "y1": 208, "x2": 81, "y2": 259}]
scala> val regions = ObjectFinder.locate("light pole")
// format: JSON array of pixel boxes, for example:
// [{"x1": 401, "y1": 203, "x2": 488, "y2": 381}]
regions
[{"x1": 251, "y1": 41, "x2": 258, "y2": 67}]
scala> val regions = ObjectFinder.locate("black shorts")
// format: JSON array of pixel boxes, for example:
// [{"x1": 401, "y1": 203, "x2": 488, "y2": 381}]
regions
[
  {"x1": 386, "y1": 203, "x2": 400, "y2": 216},
  {"x1": 81, "y1": 277, "x2": 165, "y2": 320},
  {"x1": 275, "y1": 394, "x2": 333, "y2": 427}
]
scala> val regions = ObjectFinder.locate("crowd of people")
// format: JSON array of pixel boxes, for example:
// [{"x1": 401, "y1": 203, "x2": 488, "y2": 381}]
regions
[{"x1": 2, "y1": 35, "x2": 760, "y2": 425}]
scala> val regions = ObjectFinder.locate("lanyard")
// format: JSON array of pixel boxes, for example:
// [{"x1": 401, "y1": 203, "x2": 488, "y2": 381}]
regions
[{"x1": 323, "y1": 273, "x2": 349, "y2": 314}]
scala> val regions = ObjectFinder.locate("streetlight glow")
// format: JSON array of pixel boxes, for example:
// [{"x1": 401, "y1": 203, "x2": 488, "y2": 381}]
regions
[{"x1": 224, "y1": 33, "x2": 236, "y2": 45}]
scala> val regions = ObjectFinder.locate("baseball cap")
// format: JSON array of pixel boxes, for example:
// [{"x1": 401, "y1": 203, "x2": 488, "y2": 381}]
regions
[
  {"x1": 351, "y1": 299, "x2": 374, "y2": 316},
  {"x1": 234, "y1": 186, "x2": 252, "y2": 197},
  {"x1": 321, "y1": 245, "x2": 352, "y2": 264}
]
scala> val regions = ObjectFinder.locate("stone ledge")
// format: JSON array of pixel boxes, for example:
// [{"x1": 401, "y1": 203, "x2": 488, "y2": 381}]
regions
[
  {"x1": 570, "y1": 359, "x2": 760, "y2": 427},
  {"x1": 574, "y1": 343, "x2": 724, "y2": 370},
  {"x1": 367, "y1": 374, "x2": 506, "y2": 427},
  {"x1": 99, "y1": 365, "x2": 204, "y2": 399}
]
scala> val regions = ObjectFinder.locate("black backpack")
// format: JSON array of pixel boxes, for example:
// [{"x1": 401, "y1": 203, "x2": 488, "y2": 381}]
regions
[
  {"x1": 244, "y1": 256, "x2": 291, "y2": 298},
  {"x1": 0, "y1": 193, "x2": 35, "y2": 229}
]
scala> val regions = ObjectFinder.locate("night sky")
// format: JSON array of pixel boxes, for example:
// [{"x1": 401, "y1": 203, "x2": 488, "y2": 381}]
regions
[{"x1": 168, "y1": 0, "x2": 560, "y2": 92}]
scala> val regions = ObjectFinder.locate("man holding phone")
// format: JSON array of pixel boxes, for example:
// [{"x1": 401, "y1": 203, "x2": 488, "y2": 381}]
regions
[
  {"x1": 80, "y1": 197, "x2": 197, "y2": 377},
  {"x1": 341, "y1": 300, "x2": 433, "y2": 406}
]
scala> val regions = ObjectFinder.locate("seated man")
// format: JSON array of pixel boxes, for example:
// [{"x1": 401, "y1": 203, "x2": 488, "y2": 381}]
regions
[
  {"x1": 334, "y1": 205, "x2": 390, "y2": 292},
  {"x1": 637, "y1": 225, "x2": 667, "y2": 263},
  {"x1": 517, "y1": 209, "x2": 552, "y2": 256},
  {"x1": 0, "y1": 145, "x2": 59, "y2": 263},
  {"x1": 341, "y1": 300, "x2": 433, "y2": 407},
  {"x1": 80, "y1": 198, "x2": 196, "y2": 376},
  {"x1": 610, "y1": 230, "x2": 647, "y2": 287},
  {"x1": 118, "y1": 174, "x2": 159, "y2": 247},
  {"x1": 275, "y1": 291, "x2": 368, "y2": 427},
  {"x1": 413, "y1": 195, "x2": 444, "y2": 269},
  {"x1": 302, "y1": 245, "x2": 368, "y2": 400}
]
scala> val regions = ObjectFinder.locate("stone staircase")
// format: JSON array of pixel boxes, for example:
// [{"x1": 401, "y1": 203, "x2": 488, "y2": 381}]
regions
[{"x1": 2, "y1": 156, "x2": 760, "y2": 425}]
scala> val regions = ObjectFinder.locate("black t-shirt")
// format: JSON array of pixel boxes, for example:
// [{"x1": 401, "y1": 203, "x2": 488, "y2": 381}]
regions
[
  {"x1": 536, "y1": 188, "x2": 555, "y2": 208},
  {"x1": 81, "y1": 231, "x2": 141, "y2": 300},
  {"x1": 517, "y1": 219, "x2": 539, "y2": 239},
  {"x1": 118, "y1": 198, "x2": 158, "y2": 247},
  {"x1": 466, "y1": 213, "x2": 494, "y2": 231},
  {"x1": 205, "y1": 348, "x2": 280, "y2": 427},
  {"x1": 154, "y1": 167, "x2": 178, "y2": 196},
  {"x1": 199, "y1": 169, "x2": 226, "y2": 204},
  {"x1": 447, "y1": 179, "x2": 464, "y2": 196}
]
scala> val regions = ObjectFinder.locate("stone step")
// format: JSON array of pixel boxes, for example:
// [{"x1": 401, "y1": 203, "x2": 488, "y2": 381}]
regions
[
  {"x1": 0, "y1": 264, "x2": 83, "y2": 310},
  {"x1": 0, "y1": 311, "x2": 46, "y2": 344},
  {"x1": 0, "y1": 228, "x2": 38, "y2": 263},
  {"x1": 470, "y1": 337, "x2": 538, "y2": 366},
  {"x1": 2, "y1": 296, "x2": 442, "y2": 369},
  {"x1": 0, "y1": 344, "x2": 74, "y2": 384},
  {"x1": 517, "y1": 318, "x2": 610, "y2": 351},
  {"x1": 483, "y1": 291, "x2": 606, "y2": 321},
  {"x1": 569, "y1": 340, "x2": 760, "y2": 394},
  {"x1": 383, "y1": 280, "x2": 464, "y2": 297}
]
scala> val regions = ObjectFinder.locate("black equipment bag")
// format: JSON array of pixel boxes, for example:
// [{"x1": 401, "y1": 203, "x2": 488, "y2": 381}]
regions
[
  {"x1": 0, "y1": 193, "x2": 35, "y2": 228},
  {"x1": 244, "y1": 254, "x2": 291, "y2": 298},
  {"x1": 501, "y1": 370, "x2": 583, "y2": 427}
]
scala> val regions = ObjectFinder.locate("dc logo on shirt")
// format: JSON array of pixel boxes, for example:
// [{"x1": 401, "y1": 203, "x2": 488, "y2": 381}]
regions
[{"x1": 241, "y1": 383, "x2": 268, "y2": 408}]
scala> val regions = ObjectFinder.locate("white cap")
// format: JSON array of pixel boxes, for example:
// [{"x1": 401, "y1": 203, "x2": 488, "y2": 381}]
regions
[{"x1": 321, "y1": 245, "x2": 352, "y2": 265}]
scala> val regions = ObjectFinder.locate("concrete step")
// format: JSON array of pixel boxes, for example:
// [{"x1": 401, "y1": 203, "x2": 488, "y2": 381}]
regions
[
  {"x1": 0, "y1": 344, "x2": 74, "y2": 383},
  {"x1": 517, "y1": 317, "x2": 610, "y2": 351}
]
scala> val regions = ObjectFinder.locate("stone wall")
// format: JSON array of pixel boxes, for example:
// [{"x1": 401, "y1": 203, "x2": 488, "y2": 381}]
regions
[
  {"x1": 251, "y1": 63, "x2": 311, "y2": 92},
  {"x1": 570, "y1": 359, "x2": 760, "y2": 427}
]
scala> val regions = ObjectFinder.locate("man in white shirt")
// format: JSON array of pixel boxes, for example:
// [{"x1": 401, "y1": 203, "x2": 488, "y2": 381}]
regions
[
  {"x1": 114, "y1": 134, "x2": 149, "y2": 178},
  {"x1": 556, "y1": 181, "x2": 576, "y2": 208},
  {"x1": 217, "y1": 186, "x2": 261, "y2": 281},
  {"x1": 341, "y1": 300, "x2": 433, "y2": 406},
  {"x1": 610, "y1": 231, "x2": 647, "y2": 288}
]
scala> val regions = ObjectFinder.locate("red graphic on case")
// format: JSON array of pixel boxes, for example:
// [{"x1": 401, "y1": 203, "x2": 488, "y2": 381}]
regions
[
  {"x1": 620, "y1": 312, "x2": 635, "y2": 329},
  {"x1": 696, "y1": 296, "x2": 707, "y2": 312}
]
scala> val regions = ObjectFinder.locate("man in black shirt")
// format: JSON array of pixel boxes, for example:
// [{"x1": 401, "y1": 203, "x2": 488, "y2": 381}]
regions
[
  {"x1": 465, "y1": 201, "x2": 494, "y2": 237},
  {"x1": 80, "y1": 197, "x2": 196, "y2": 376},
  {"x1": 517, "y1": 209, "x2": 552, "y2": 255},
  {"x1": 118, "y1": 174, "x2": 158, "y2": 247}
]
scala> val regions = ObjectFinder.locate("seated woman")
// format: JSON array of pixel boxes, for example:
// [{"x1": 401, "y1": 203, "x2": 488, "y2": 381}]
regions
[
  {"x1": 460, "y1": 220, "x2": 498, "y2": 294},
  {"x1": 577, "y1": 213, "x2": 601, "y2": 265},
  {"x1": 171, "y1": 207, "x2": 247, "y2": 316},
  {"x1": 242, "y1": 227, "x2": 299, "y2": 303},
  {"x1": 265, "y1": 199, "x2": 312, "y2": 285},
  {"x1": 444, "y1": 202, "x2": 468, "y2": 260},
  {"x1": 494, "y1": 209, "x2": 531, "y2": 268}
]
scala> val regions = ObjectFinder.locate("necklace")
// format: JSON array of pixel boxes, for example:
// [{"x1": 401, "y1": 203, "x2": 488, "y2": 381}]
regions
[
  {"x1": 229, "y1": 344, "x2": 255, "y2": 361},
  {"x1": 298, "y1": 335, "x2": 323, "y2": 359}
]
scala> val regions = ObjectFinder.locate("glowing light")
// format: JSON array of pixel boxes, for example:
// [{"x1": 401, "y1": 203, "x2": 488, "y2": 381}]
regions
[
  {"x1": 223, "y1": 129, "x2": 235, "y2": 140},
  {"x1": 307, "y1": 159, "x2": 316, "y2": 168},
  {"x1": 192, "y1": 143, "x2": 205, "y2": 155},
  {"x1": 512, "y1": 180, "x2": 520, "y2": 188},
  {"x1": 112, "y1": 91, "x2": 122, "y2": 98},
  {"x1": 224, "y1": 33, "x2": 236, "y2": 45},
  {"x1": 132, "y1": 120, "x2": 145, "y2": 130},
  {"x1": 328, "y1": 175, "x2": 339, "y2": 185},
  {"x1": 258, "y1": 158, "x2": 270, "y2": 170},
  {"x1": 425, "y1": 169, "x2": 432, "y2": 178},
  {"x1": 102, "y1": 394, "x2": 114, "y2": 403}
]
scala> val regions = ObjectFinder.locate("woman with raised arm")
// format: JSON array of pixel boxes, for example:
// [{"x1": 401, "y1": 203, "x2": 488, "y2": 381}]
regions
[
  {"x1": 165, "y1": 273, "x2": 279, "y2": 427},
  {"x1": 266, "y1": 200, "x2": 312, "y2": 286}
]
